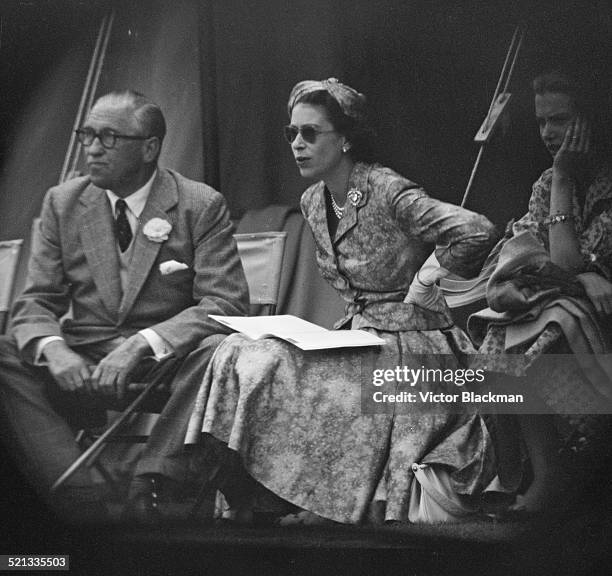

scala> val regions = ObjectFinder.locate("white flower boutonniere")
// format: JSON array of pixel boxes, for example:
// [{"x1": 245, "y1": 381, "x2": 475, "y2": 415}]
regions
[{"x1": 143, "y1": 218, "x2": 172, "y2": 243}]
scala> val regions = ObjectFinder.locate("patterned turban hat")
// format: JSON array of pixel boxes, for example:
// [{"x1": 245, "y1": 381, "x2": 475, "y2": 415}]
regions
[{"x1": 287, "y1": 78, "x2": 366, "y2": 119}]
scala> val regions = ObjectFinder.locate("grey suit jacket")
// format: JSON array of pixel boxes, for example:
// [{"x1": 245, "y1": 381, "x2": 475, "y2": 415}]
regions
[
  {"x1": 301, "y1": 162, "x2": 498, "y2": 331},
  {"x1": 11, "y1": 169, "x2": 249, "y2": 362}
]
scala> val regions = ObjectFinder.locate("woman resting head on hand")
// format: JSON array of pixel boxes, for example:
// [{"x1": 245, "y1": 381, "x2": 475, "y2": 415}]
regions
[
  {"x1": 471, "y1": 68, "x2": 612, "y2": 518},
  {"x1": 534, "y1": 69, "x2": 612, "y2": 313}
]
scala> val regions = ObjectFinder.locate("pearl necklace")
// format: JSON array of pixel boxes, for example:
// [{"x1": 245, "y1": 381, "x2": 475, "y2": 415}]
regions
[{"x1": 329, "y1": 192, "x2": 345, "y2": 219}]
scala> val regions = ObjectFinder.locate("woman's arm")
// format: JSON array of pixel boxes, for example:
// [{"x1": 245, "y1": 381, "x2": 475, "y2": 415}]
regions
[
  {"x1": 548, "y1": 116, "x2": 591, "y2": 272},
  {"x1": 391, "y1": 185, "x2": 499, "y2": 279},
  {"x1": 546, "y1": 117, "x2": 612, "y2": 314}
]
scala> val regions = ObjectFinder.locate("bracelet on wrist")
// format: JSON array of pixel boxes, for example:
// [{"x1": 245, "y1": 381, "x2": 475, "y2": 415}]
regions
[{"x1": 544, "y1": 213, "x2": 573, "y2": 227}]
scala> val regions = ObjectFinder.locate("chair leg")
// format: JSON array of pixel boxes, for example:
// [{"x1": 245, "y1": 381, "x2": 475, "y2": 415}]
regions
[{"x1": 76, "y1": 429, "x2": 124, "y2": 500}]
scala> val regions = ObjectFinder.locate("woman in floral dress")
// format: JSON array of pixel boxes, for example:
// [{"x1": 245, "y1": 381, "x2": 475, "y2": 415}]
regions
[
  {"x1": 469, "y1": 70, "x2": 612, "y2": 516},
  {"x1": 187, "y1": 79, "x2": 499, "y2": 525}
]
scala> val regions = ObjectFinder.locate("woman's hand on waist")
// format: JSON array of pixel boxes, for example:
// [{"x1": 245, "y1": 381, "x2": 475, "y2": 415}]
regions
[{"x1": 404, "y1": 260, "x2": 450, "y2": 311}]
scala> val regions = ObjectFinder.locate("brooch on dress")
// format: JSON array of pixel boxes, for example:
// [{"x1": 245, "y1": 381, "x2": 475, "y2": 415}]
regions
[{"x1": 347, "y1": 187, "x2": 363, "y2": 207}]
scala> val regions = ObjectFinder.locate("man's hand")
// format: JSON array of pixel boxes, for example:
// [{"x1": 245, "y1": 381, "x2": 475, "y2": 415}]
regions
[
  {"x1": 577, "y1": 272, "x2": 612, "y2": 316},
  {"x1": 90, "y1": 334, "x2": 152, "y2": 400},
  {"x1": 44, "y1": 340, "x2": 92, "y2": 392}
]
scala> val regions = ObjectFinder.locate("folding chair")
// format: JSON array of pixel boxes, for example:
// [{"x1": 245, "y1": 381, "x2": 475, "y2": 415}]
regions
[
  {"x1": 233, "y1": 231, "x2": 287, "y2": 315},
  {"x1": 50, "y1": 361, "x2": 176, "y2": 494},
  {"x1": 51, "y1": 231, "x2": 288, "y2": 497},
  {"x1": 0, "y1": 239, "x2": 23, "y2": 334}
]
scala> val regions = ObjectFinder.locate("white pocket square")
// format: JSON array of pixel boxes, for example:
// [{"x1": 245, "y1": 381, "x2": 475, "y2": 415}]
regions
[{"x1": 159, "y1": 260, "x2": 189, "y2": 275}]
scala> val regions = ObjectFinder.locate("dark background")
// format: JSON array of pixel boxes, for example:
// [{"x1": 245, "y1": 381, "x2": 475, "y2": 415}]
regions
[{"x1": 2, "y1": 1, "x2": 611, "y2": 221}]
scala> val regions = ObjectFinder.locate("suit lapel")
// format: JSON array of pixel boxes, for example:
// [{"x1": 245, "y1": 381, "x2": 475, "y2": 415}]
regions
[
  {"x1": 80, "y1": 186, "x2": 123, "y2": 316},
  {"x1": 118, "y1": 170, "x2": 178, "y2": 322},
  {"x1": 308, "y1": 183, "x2": 335, "y2": 257},
  {"x1": 333, "y1": 162, "x2": 371, "y2": 244}
]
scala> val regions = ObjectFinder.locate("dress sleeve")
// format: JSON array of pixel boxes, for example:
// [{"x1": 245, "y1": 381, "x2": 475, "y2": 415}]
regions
[
  {"x1": 390, "y1": 182, "x2": 499, "y2": 279},
  {"x1": 512, "y1": 169, "x2": 612, "y2": 279},
  {"x1": 510, "y1": 170, "x2": 551, "y2": 249}
]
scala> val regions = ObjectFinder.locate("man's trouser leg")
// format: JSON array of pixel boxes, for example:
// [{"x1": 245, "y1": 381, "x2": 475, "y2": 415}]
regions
[
  {"x1": 0, "y1": 336, "x2": 178, "y2": 492},
  {"x1": 0, "y1": 336, "x2": 95, "y2": 491},
  {"x1": 133, "y1": 333, "x2": 226, "y2": 483}
]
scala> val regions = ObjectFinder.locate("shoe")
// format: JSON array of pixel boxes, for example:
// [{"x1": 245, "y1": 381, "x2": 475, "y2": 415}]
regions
[{"x1": 122, "y1": 474, "x2": 177, "y2": 524}]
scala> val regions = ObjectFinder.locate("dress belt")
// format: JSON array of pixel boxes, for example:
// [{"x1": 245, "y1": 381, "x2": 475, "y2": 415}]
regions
[{"x1": 346, "y1": 292, "x2": 408, "y2": 315}]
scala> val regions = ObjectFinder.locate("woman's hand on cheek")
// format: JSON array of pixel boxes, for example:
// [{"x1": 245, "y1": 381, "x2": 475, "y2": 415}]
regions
[
  {"x1": 577, "y1": 272, "x2": 612, "y2": 315},
  {"x1": 553, "y1": 116, "x2": 592, "y2": 179}
]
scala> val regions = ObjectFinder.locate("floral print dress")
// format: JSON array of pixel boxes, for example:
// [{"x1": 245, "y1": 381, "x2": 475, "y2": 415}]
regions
[
  {"x1": 187, "y1": 163, "x2": 499, "y2": 523},
  {"x1": 473, "y1": 163, "x2": 612, "y2": 461}
]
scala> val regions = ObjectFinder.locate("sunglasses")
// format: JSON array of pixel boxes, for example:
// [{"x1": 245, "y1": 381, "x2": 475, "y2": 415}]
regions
[{"x1": 283, "y1": 125, "x2": 336, "y2": 144}]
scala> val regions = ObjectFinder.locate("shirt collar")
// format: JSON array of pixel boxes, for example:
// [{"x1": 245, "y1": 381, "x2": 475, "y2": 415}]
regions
[{"x1": 106, "y1": 169, "x2": 158, "y2": 217}]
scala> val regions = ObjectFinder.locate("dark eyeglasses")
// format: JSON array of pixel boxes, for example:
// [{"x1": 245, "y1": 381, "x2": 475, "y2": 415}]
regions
[
  {"x1": 283, "y1": 125, "x2": 336, "y2": 144},
  {"x1": 75, "y1": 127, "x2": 151, "y2": 149}
]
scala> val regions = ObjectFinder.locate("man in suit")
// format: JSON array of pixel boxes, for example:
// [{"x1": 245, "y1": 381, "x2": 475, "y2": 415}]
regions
[{"x1": 0, "y1": 90, "x2": 249, "y2": 522}]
